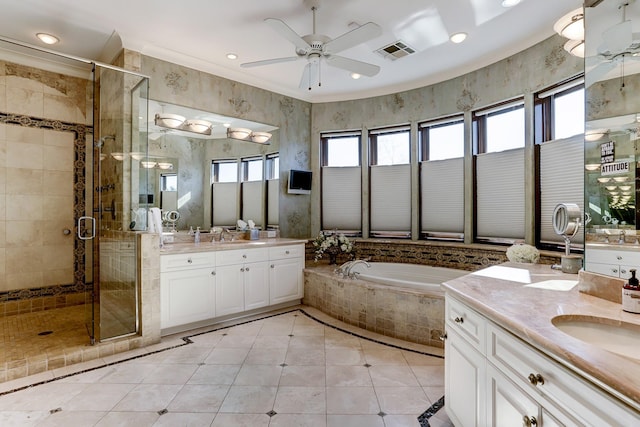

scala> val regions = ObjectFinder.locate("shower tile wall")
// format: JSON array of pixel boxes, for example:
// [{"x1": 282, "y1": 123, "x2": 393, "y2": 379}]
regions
[{"x1": 0, "y1": 60, "x2": 92, "y2": 315}]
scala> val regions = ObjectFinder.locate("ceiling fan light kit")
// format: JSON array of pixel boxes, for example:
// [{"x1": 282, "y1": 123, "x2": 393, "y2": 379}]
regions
[{"x1": 240, "y1": 0, "x2": 382, "y2": 90}]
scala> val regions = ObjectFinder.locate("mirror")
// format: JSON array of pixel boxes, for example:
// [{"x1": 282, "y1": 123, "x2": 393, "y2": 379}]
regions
[{"x1": 143, "y1": 100, "x2": 280, "y2": 231}]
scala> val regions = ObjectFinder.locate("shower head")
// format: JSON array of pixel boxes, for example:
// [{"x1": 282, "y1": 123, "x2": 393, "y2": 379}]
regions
[{"x1": 96, "y1": 135, "x2": 115, "y2": 147}]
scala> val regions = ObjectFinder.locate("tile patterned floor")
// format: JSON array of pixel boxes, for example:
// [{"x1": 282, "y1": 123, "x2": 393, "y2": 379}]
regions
[{"x1": 0, "y1": 307, "x2": 454, "y2": 426}]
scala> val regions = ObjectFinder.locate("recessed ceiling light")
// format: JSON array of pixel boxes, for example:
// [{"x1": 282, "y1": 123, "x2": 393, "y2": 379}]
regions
[
  {"x1": 501, "y1": 0, "x2": 521, "y2": 7},
  {"x1": 351, "y1": 73, "x2": 361, "y2": 79},
  {"x1": 450, "y1": 32, "x2": 467, "y2": 44},
  {"x1": 36, "y1": 33, "x2": 59, "y2": 45},
  {"x1": 226, "y1": 53, "x2": 238, "y2": 60}
]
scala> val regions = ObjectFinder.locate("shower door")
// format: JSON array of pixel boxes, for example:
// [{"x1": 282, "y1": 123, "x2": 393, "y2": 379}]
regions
[{"x1": 87, "y1": 65, "x2": 149, "y2": 342}]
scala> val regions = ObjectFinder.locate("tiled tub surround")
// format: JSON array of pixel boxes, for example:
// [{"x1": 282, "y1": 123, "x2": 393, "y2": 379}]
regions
[
  {"x1": 442, "y1": 262, "x2": 640, "y2": 416},
  {"x1": 304, "y1": 266, "x2": 450, "y2": 349},
  {"x1": 304, "y1": 239, "x2": 563, "y2": 270}
]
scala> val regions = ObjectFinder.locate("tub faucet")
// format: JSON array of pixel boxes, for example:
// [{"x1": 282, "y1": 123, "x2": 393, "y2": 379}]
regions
[
  {"x1": 346, "y1": 259, "x2": 370, "y2": 278},
  {"x1": 335, "y1": 261, "x2": 354, "y2": 278}
]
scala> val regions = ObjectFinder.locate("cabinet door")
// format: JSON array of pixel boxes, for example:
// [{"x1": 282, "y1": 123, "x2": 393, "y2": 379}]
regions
[
  {"x1": 161, "y1": 268, "x2": 215, "y2": 329},
  {"x1": 215, "y1": 264, "x2": 245, "y2": 316},
  {"x1": 586, "y1": 262, "x2": 620, "y2": 277},
  {"x1": 244, "y1": 261, "x2": 270, "y2": 310},
  {"x1": 445, "y1": 328, "x2": 486, "y2": 427},
  {"x1": 269, "y1": 258, "x2": 303, "y2": 305},
  {"x1": 486, "y1": 364, "x2": 539, "y2": 427}
]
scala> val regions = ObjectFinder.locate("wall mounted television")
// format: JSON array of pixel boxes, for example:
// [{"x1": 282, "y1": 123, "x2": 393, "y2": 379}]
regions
[{"x1": 287, "y1": 169, "x2": 312, "y2": 195}]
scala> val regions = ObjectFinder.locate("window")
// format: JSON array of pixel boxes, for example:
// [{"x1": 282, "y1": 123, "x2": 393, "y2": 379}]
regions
[
  {"x1": 535, "y1": 77, "x2": 584, "y2": 143},
  {"x1": 266, "y1": 153, "x2": 279, "y2": 227},
  {"x1": 369, "y1": 126, "x2": 410, "y2": 165},
  {"x1": 242, "y1": 157, "x2": 263, "y2": 182},
  {"x1": 535, "y1": 77, "x2": 585, "y2": 249},
  {"x1": 419, "y1": 117, "x2": 464, "y2": 240},
  {"x1": 266, "y1": 154, "x2": 279, "y2": 179},
  {"x1": 160, "y1": 173, "x2": 177, "y2": 191},
  {"x1": 322, "y1": 132, "x2": 360, "y2": 166},
  {"x1": 369, "y1": 126, "x2": 411, "y2": 237},
  {"x1": 474, "y1": 101, "x2": 525, "y2": 153},
  {"x1": 473, "y1": 100, "x2": 526, "y2": 242},
  {"x1": 320, "y1": 132, "x2": 362, "y2": 233},
  {"x1": 420, "y1": 117, "x2": 464, "y2": 161},
  {"x1": 212, "y1": 160, "x2": 238, "y2": 183}
]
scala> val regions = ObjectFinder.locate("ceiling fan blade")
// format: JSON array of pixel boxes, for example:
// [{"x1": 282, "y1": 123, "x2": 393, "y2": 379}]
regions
[
  {"x1": 324, "y1": 22, "x2": 382, "y2": 54},
  {"x1": 265, "y1": 18, "x2": 311, "y2": 52},
  {"x1": 326, "y1": 55, "x2": 380, "y2": 77},
  {"x1": 299, "y1": 61, "x2": 319, "y2": 90},
  {"x1": 240, "y1": 56, "x2": 301, "y2": 68},
  {"x1": 586, "y1": 61, "x2": 616, "y2": 88},
  {"x1": 602, "y1": 20, "x2": 632, "y2": 53}
]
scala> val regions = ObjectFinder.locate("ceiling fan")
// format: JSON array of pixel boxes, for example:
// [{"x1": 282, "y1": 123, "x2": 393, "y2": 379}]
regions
[
  {"x1": 240, "y1": 0, "x2": 382, "y2": 90},
  {"x1": 586, "y1": 0, "x2": 640, "y2": 87}
]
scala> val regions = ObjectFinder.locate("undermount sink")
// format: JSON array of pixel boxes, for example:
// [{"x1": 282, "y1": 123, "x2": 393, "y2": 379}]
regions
[{"x1": 552, "y1": 315, "x2": 640, "y2": 360}]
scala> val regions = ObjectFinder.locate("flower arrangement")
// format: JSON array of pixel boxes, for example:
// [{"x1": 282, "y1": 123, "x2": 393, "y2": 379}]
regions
[
  {"x1": 506, "y1": 243, "x2": 540, "y2": 263},
  {"x1": 313, "y1": 231, "x2": 353, "y2": 263}
]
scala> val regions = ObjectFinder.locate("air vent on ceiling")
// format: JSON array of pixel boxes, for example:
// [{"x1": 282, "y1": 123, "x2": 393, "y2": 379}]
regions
[{"x1": 375, "y1": 41, "x2": 415, "y2": 60}]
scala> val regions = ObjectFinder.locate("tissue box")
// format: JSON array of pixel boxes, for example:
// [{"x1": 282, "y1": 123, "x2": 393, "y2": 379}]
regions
[{"x1": 245, "y1": 229, "x2": 260, "y2": 240}]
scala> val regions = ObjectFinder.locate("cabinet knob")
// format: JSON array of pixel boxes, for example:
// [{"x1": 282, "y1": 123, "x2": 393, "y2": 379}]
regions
[
  {"x1": 454, "y1": 316, "x2": 464, "y2": 324},
  {"x1": 245, "y1": 267, "x2": 250, "y2": 272},
  {"x1": 621, "y1": 269, "x2": 627, "y2": 275},
  {"x1": 439, "y1": 333, "x2": 447, "y2": 341},
  {"x1": 617, "y1": 255, "x2": 623, "y2": 260},
  {"x1": 211, "y1": 271, "x2": 216, "y2": 276},
  {"x1": 242, "y1": 254, "x2": 247, "y2": 259},
  {"x1": 187, "y1": 258, "x2": 192, "y2": 264},
  {"x1": 612, "y1": 268, "x2": 618, "y2": 274},
  {"x1": 527, "y1": 373, "x2": 544, "y2": 386},
  {"x1": 285, "y1": 250, "x2": 290, "y2": 254},
  {"x1": 271, "y1": 264, "x2": 275, "y2": 268},
  {"x1": 240, "y1": 267, "x2": 245, "y2": 272},
  {"x1": 522, "y1": 415, "x2": 538, "y2": 427}
]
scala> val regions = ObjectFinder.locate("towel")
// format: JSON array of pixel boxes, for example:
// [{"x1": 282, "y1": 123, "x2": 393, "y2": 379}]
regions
[{"x1": 148, "y1": 207, "x2": 164, "y2": 247}]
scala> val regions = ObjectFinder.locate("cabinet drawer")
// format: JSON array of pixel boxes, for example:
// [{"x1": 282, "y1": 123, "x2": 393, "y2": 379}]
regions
[
  {"x1": 216, "y1": 247, "x2": 269, "y2": 266},
  {"x1": 446, "y1": 297, "x2": 485, "y2": 354},
  {"x1": 487, "y1": 323, "x2": 638, "y2": 426},
  {"x1": 586, "y1": 248, "x2": 640, "y2": 266},
  {"x1": 161, "y1": 252, "x2": 216, "y2": 272},
  {"x1": 269, "y1": 244, "x2": 304, "y2": 260}
]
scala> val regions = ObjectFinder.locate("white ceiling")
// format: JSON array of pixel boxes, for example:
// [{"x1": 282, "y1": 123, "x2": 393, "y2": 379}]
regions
[{"x1": 1, "y1": 0, "x2": 582, "y2": 103}]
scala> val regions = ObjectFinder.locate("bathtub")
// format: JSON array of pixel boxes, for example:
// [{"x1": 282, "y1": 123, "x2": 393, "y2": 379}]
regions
[
  {"x1": 303, "y1": 262, "x2": 469, "y2": 348},
  {"x1": 349, "y1": 262, "x2": 468, "y2": 294}
]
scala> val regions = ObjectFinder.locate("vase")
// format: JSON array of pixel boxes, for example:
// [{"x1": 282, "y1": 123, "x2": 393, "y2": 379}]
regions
[{"x1": 326, "y1": 248, "x2": 339, "y2": 265}]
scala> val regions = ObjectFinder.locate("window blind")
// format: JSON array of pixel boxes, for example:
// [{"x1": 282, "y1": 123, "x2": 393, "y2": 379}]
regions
[
  {"x1": 421, "y1": 157, "x2": 464, "y2": 233},
  {"x1": 539, "y1": 135, "x2": 584, "y2": 244},
  {"x1": 241, "y1": 180, "x2": 263, "y2": 227},
  {"x1": 267, "y1": 179, "x2": 279, "y2": 226},
  {"x1": 212, "y1": 182, "x2": 237, "y2": 227},
  {"x1": 322, "y1": 167, "x2": 361, "y2": 230},
  {"x1": 476, "y1": 148, "x2": 525, "y2": 240},
  {"x1": 370, "y1": 164, "x2": 411, "y2": 232}
]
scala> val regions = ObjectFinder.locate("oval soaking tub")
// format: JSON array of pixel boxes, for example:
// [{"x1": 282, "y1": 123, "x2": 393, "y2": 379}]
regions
[{"x1": 349, "y1": 262, "x2": 468, "y2": 294}]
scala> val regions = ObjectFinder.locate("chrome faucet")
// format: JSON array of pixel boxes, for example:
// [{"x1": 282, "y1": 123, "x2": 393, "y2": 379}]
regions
[
  {"x1": 619, "y1": 230, "x2": 626, "y2": 245},
  {"x1": 345, "y1": 259, "x2": 370, "y2": 278},
  {"x1": 335, "y1": 260, "x2": 355, "y2": 278},
  {"x1": 220, "y1": 228, "x2": 234, "y2": 242}
]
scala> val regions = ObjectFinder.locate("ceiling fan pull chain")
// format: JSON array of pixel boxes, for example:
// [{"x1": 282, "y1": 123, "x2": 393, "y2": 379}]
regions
[{"x1": 319, "y1": 60, "x2": 322, "y2": 87}]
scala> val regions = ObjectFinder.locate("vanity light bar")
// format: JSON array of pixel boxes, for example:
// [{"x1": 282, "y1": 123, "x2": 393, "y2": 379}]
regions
[
  {"x1": 227, "y1": 127, "x2": 272, "y2": 144},
  {"x1": 154, "y1": 113, "x2": 212, "y2": 136}
]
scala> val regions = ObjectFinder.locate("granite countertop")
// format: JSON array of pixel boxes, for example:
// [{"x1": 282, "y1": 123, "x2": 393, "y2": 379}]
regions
[
  {"x1": 159, "y1": 238, "x2": 308, "y2": 254},
  {"x1": 441, "y1": 262, "x2": 640, "y2": 411}
]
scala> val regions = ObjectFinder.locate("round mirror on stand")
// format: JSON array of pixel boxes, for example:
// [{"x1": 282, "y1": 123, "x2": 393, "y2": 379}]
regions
[{"x1": 552, "y1": 203, "x2": 583, "y2": 274}]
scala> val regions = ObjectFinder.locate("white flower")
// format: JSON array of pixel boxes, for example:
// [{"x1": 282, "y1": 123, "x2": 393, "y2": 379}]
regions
[
  {"x1": 313, "y1": 232, "x2": 354, "y2": 262},
  {"x1": 506, "y1": 244, "x2": 540, "y2": 263}
]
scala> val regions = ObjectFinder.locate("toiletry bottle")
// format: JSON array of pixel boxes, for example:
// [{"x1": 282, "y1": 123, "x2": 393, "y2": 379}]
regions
[
  {"x1": 194, "y1": 226, "x2": 201, "y2": 244},
  {"x1": 188, "y1": 226, "x2": 194, "y2": 235},
  {"x1": 622, "y1": 269, "x2": 640, "y2": 313}
]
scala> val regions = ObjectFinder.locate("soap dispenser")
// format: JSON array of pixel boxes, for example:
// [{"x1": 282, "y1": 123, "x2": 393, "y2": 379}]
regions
[{"x1": 622, "y1": 269, "x2": 640, "y2": 314}]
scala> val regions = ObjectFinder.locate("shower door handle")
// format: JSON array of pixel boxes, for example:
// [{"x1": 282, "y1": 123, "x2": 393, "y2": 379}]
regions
[{"x1": 77, "y1": 216, "x2": 96, "y2": 240}]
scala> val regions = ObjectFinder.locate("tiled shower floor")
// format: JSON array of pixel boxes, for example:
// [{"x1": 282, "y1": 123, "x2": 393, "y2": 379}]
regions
[
  {"x1": 0, "y1": 306, "x2": 453, "y2": 427},
  {"x1": 0, "y1": 305, "x2": 90, "y2": 380}
]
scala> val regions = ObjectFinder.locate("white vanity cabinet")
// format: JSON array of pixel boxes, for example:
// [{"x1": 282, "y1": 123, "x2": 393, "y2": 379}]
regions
[
  {"x1": 215, "y1": 247, "x2": 270, "y2": 316},
  {"x1": 585, "y1": 246, "x2": 640, "y2": 279},
  {"x1": 445, "y1": 296, "x2": 639, "y2": 427},
  {"x1": 160, "y1": 252, "x2": 216, "y2": 329},
  {"x1": 269, "y1": 244, "x2": 304, "y2": 305}
]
